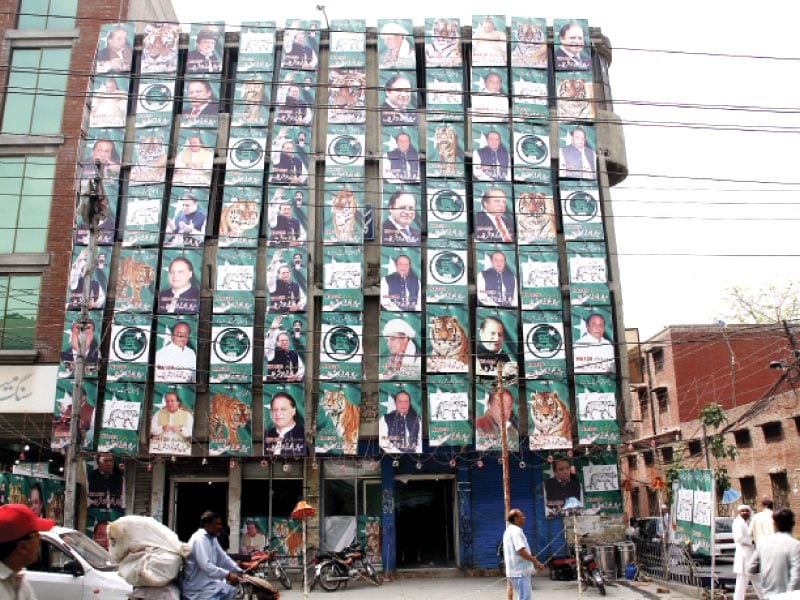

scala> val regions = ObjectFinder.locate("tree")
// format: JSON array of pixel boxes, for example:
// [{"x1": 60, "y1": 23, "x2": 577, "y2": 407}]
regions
[
  {"x1": 699, "y1": 403, "x2": 738, "y2": 496},
  {"x1": 722, "y1": 282, "x2": 800, "y2": 324}
]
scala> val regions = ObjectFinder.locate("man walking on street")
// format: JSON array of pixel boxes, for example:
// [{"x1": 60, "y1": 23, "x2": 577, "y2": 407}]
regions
[
  {"x1": 733, "y1": 505, "x2": 763, "y2": 600},
  {"x1": 751, "y1": 497, "x2": 776, "y2": 545},
  {"x1": 748, "y1": 507, "x2": 800, "y2": 598},
  {"x1": 503, "y1": 508, "x2": 545, "y2": 600}
]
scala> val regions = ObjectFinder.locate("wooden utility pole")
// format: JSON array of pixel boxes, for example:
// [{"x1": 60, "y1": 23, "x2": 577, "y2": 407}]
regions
[{"x1": 496, "y1": 362, "x2": 513, "y2": 600}]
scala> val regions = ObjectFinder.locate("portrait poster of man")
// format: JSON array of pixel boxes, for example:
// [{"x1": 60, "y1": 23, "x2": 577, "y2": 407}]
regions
[
  {"x1": 186, "y1": 23, "x2": 224, "y2": 74},
  {"x1": 315, "y1": 382, "x2": 360, "y2": 455},
  {"x1": 226, "y1": 127, "x2": 268, "y2": 187},
  {"x1": 475, "y1": 244, "x2": 519, "y2": 308},
  {"x1": 237, "y1": 21, "x2": 276, "y2": 72},
  {"x1": 380, "y1": 247, "x2": 421, "y2": 312},
  {"x1": 240, "y1": 516, "x2": 269, "y2": 554},
  {"x1": 138, "y1": 22, "x2": 181, "y2": 75},
  {"x1": 424, "y1": 17, "x2": 462, "y2": 68},
  {"x1": 172, "y1": 128, "x2": 216, "y2": 187},
  {"x1": 281, "y1": 20, "x2": 320, "y2": 70},
  {"x1": 218, "y1": 187, "x2": 262, "y2": 248},
  {"x1": 379, "y1": 71, "x2": 418, "y2": 126},
  {"x1": 66, "y1": 246, "x2": 109, "y2": 312},
  {"x1": 319, "y1": 311, "x2": 362, "y2": 381},
  {"x1": 426, "y1": 239, "x2": 468, "y2": 304},
  {"x1": 572, "y1": 306, "x2": 616, "y2": 375},
  {"x1": 94, "y1": 22, "x2": 134, "y2": 74},
  {"x1": 554, "y1": 19, "x2": 591, "y2": 72},
  {"x1": 379, "y1": 382, "x2": 423, "y2": 454},
  {"x1": 276, "y1": 71, "x2": 315, "y2": 126},
  {"x1": 97, "y1": 382, "x2": 144, "y2": 455},
  {"x1": 379, "y1": 312, "x2": 421, "y2": 381},
  {"x1": 107, "y1": 312, "x2": 151, "y2": 382},
  {"x1": 427, "y1": 374, "x2": 472, "y2": 447},
  {"x1": 214, "y1": 248, "x2": 256, "y2": 314},
  {"x1": 180, "y1": 76, "x2": 221, "y2": 129},
  {"x1": 263, "y1": 313, "x2": 305, "y2": 382},
  {"x1": 164, "y1": 186, "x2": 209, "y2": 249},
  {"x1": 154, "y1": 315, "x2": 198, "y2": 384},
  {"x1": 560, "y1": 180, "x2": 603, "y2": 241},
  {"x1": 381, "y1": 126, "x2": 421, "y2": 183},
  {"x1": 515, "y1": 184, "x2": 557, "y2": 245},
  {"x1": 89, "y1": 75, "x2": 129, "y2": 129},
  {"x1": 210, "y1": 314, "x2": 254, "y2": 384},
  {"x1": 471, "y1": 67, "x2": 509, "y2": 122},
  {"x1": 510, "y1": 16, "x2": 548, "y2": 69},
  {"x1": 473, "y1": 182, "x2": 514, "y2": 243},
  {"x1": 266, "y1": 187, "x2": 308, "y2": 247},
  {"x1": 471, "y1": 15, "x2": 507, "y2": 66},
  {"x1": 426, "y1": 68, "x2": 465, "y2": 121},
  {"x1": 324, "y1": 124, "x2": 365, "y2": 181},
  {"x1": 519, "y1": 248, "x2": 561, "y2": 310},
  {"x1": 231, "y1": 73, "x2": 271, "y2": 127},
  {"x1": 133, "y1": 77, "x2": 175, "y2": 128},
  {"x1": 149, "y1": 384, "x2": 195, "y2": 456},
  {"x1": 114, "y1": 248, "x2": 157, "y2": 313},
  {"x1": 327, "y1": 68, "x2": 366, "y2": 124},
  {"x1": 328, "y1": 19, "x2": 366, "y2": 68},
  {"x1": 527, "y1": 379, "x2": 572, "y2": 450},
  {"x1": 85, "y1": 454, "x2": 125, "y2": 528},
  {"x1": 58, "y1": 313, "x2": 101, "y2": 379},
  {"x1": 51, "y1": 379, "x2": 98, "y2": 450},
  {"x1": 286, "y1": 314, "x2": 308, "y2": 356},
  {"x1": 544, "y1": 457, "x2": 584, "y2": 518},
  {"x1": 128, "y1": 126, "x2": 169, "y2": 185},
  {"x1": 475, "y1": 308, "x2": 518, "y2": 378},
  {"x1": 426, "y1": 121, "x2": 465, "y2": 178},
  {"x1": 472, "y1": 124, "x2": 512, "y2": 182},
  {"x1": 426, "y1": 304, "x2": 470, "y2": 373},
  {"x1": 121, "y1": 184, "x2": 164, "y2": 247},
  {"x1": 556, "y1": 71, "x2": 595, "y2": 121},
  {"x1": 267, "y1": 247, "x2": 308, "y2": 313},
  {"x1": 381, "y1": 185, "x2": 422, "y2": 246},
  {"x1": 322, "y1": 183, "x2": 364, "y2": 244},
  {"x1": 263, "y1": 383, "x2": 305, "y2": 456},
  {"x1": 523, "y1": 311, "x2": 567, "y2": 379},
  {"x1": 270, "y1": 123, "x2": 311, "y2": 172},
  {"x1": 558, "y1": 123, "x2": 598, "y2": 181},
  {"x1": 511, "y1": 69, "x2": 549, "y2": 121},
  {"x1": 567, "y1": 241, "x2": 610, "y2": 307},
  {"x1": 74, "y1": 180, "x2": 118, "y2": 247},
  {"x1": 321, "y1": 245, "x2": 363, "y2": 312},
  {"x1": 575, "y1": 374, "x2": 619, "y2": 445},
  {"x1": 157, "y1": 249, "x2": 202, "y2": 314},
  {"x1": 208, "y1": 384, "x2": 253, "y2": 456},
  {"x1": 426, "y1": 181, "x2": 468, "y2": 239},
  {"x1": 82, "y1": 128, "x2": 123, "y2": 181},
  {"x1": 377, "y1": 19, "x2": 415, "y2": 70},
  {"x1": 475, "y1": 381, "x2": 519, "y2": 452}
]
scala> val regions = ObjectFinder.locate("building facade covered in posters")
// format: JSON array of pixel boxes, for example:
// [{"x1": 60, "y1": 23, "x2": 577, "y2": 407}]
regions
[{"x1": 0, "y1": 11, "x2": 630, "y2": 571}]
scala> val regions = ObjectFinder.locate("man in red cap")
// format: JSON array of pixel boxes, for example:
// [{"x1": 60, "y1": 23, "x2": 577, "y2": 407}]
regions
[{"x1": 0, "y1": 503, "x2": 55, "y2": 599}]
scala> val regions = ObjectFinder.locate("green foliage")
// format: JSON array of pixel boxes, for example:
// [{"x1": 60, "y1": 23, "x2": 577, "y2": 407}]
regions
[
  {"x1": 722, "y1": 282, "x2": 800, "y2": 324},
  {"x1": 699, "y1": 403, "x2": 739, "y2": 494}
]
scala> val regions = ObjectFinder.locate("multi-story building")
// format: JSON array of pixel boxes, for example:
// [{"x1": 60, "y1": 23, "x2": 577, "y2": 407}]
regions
[{"x1": 0, "y1": 13, "x2": 630, "y2": 572}]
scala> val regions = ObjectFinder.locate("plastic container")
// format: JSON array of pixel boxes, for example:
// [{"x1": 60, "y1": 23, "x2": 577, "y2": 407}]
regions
[{"x1": 593, "y1": 545, "x2": 616, "y2": 581}]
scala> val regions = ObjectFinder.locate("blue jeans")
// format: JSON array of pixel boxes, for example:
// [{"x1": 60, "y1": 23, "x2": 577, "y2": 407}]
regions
[{"x1": 509, "y1": 576, "x2": 532, "y2": 600}]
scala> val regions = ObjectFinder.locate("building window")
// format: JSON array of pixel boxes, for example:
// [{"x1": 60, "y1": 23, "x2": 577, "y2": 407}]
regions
[
  {"x1": 1, "y1": 48, "x2": 70, "y2": 135},
  {"x1": 733, "y1": 429, "x2": 751, "y2": 448},
  {"x1": 770, "y1": 472, "x2": 789, "y2": 510},
  {"x1": 652, "y1": 348, "x2": 664, "y2": 372},
  {"x1": 0, "y1": 156, "x2": 55, "y2": 253},
  {"x1": 17, "y1": 0, "x2": 77, "y2": 29},
  {"x1": 656, "y1": 388, "x2": 668, "y2": 412},
  {"x1": 0, "y1": 274, "x2": 41, "y2": 349},
  {"x1": 688, "y1": 440, "x2": 702, "y2": 456},
  {"x1": 643, "y1": 450, "x2": 653, "y2": 466},
  {"x1": 661, "y1": 447, "x2": 673, "y2": 464},
  {"x1": 740, "y1": 476, "x2": 756, "y2": 508},
  {"x1": 627, "y1": 455, "x2": 636, "y2": 469},
  {"x1": 762, "y1": 422, "x2": 783, "y2": 442}
]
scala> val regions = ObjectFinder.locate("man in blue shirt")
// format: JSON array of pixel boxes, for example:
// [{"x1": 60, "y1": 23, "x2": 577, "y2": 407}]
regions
[
  {"x1": 183, "y1": 511, "x2": 243, "y2": 600},
  {"x1": 503, "y1": 509, "x2": 545, "y2": 600}
]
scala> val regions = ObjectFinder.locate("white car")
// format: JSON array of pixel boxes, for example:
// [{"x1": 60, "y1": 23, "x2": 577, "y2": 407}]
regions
[{"x1": 25, "y1": 526, "x2": 132, "y2": 600}]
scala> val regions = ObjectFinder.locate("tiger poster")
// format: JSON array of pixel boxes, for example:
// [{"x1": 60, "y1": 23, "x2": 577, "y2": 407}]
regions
[
  {"x1": 555, "y1": 70, "x2": 595, "y2": 121},
  {"x1": 107, "y1": 312, "x2": 151, "y2": 382},
  {"x1": 575, "y1": 374, "x2": 619, "y2": 445},
  {"x1": 138, "y1": 22, "x2": 181, "y2": 75},
  {"x1": 512, "y1": 123, "x2": 552, "y2": 185},
  {"x1": 426, "y1": 304, "x2": 470, "y2": 373},
  {"x1": 263, "y1": 383, "x2": 305, "y2": 456},
  {"x1": 475, "y1": 380, "x2": 519, "y2": 452},
  {"x1": 425, "y1": 182, "x2": 468, "y2": 239},
  {"x1": 425, "y1": 121, "x2": 465, "y2": 178},
  {"x1": 149, "y1": 384, "x2": 195, "y2": 456},
  {"x1": 128, "y1": 126, "x2": 170, "y2": 186},
  {"x1": 97, "y1": 382, "x2": 145, "y2": 455},
  {"x1": 510, "y1": 16, "x2": 548, "y2": 70},
  {"x1": 515, "y1": 184, "x2": 556, "y2": 245},
  {"x1": 209, "y1": 383, "x2": 252, "y2": 456},
  {"x1": 567, "y1": 241, "x2": 610, "y2": 307},
  {"x1": 359, "y1": 515, "x2": 382, "y2": 562},
  {"x1": 271, "y1": 517, "x2": 303, "y2": 567},
  {"x1": 237, "y1": 21, "x2": 276, "y2": 73},
  {"x1": 427, "y1": 374, "x2": 472, "y2": 446},
  {"x1": 114, "y1": 248, "x2": 157, "y2": 313},
  {"x1": 327, "y1": 67, "x2": 366, "y2": 124},
  {"x1": 426, "y1": 239, "x2": 468, "y2": 304},
  {"x1": 378, "y1": 382, "x2": 422, "y2": 454},
  {"x1": 209, "y1": 314, "x2": 254, "y2": 384},
  {"x1": 527, "y1": 379, "x2": 572, "y2": 450},
  {"x1": 518, "y1": 247, "x2": 561, "y2": 310},
  {"x1": 319, "y1": 312, "x2": 362, "y2": 381},
  {"x1": 315, "y1": 382, "x2": 361, "y2": 455},
  {"x1": 522, "y1": 310, "x2": 567, "y2": 379},
  {"x1": 230, "y1": 72, "x2": 271, "y2": 127},
  {"x1": 214, "y1": 249, "x2": 257, "y2": 314},
  {"x1": 218, "y1": 187, "x2": 262, "y2": 248},
  {"x1": 322, "y1": 183, "x2": 364, "y2": 244}
]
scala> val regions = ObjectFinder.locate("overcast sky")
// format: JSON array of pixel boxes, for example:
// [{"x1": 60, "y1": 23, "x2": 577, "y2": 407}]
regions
[{"x1": 172, "y1": 0, "x2": 800, "y2": 339}]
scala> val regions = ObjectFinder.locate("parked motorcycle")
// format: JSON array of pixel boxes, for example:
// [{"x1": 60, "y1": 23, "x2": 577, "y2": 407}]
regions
[
  {"x1": 233, "y1": 548, "x2": 292, "y2": 594},
  {"x1": 548, "y1": 541, "x2": 606, "y2": 596},
  {"x1": 311, "y1": 538, "x2": 382, "y2": 591}
]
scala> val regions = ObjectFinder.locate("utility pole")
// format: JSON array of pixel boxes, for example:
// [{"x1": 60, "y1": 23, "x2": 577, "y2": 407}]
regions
[
  {"x1": 496, "y1": 362, "x2": 513, "y2": 600},
  {"x1": 63, "y1": 162, "x2": 107, "y2": 528}
]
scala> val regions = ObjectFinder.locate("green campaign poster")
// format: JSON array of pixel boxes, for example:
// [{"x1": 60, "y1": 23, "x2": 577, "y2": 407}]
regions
[
  {"x1": 322, "y1": 183, "x2": 364, "y2": 244},
  {"x1": 519, "y1": 247, "x2": 561, "y2": 310},
  {"x1": 157, "y1": 248, "x2": 202, "y2": 315},
  {"x1": 271, "y1": 517, "x2": 303, "y2": 566},
  {"x1": 51, "y1": 378, "x2": 98, "y2": 451},
  {"x1": 475, "y1": 243, "x2": 519, "y2": 308},
  {"x1": 426, "y1": 304, "x2": 470, "y2": 373},
  {"x1": 319, "y1": 312, "x2": 362, "y2": 381},
  {"x1": 129, "y1": 125, "x2": 170, "y2": 186},
  {"x1": 154, "y1": 315, "x2": 198, "y2": 384},
  {"x1": 180, "y1": 75, "x2": 221, "y2": 128},
  {"x1": 379, "y1": 312, "x2": 421, "y2": 381},
  {"x1": 329, "y1": 19, "x2": 366, "y2": 68},
  {"x1": 426, "y1": 239, "x2": 468, "y2": 304},
  {"x1": 513, "y1": 123, "x2": 551, "y2": 185},
  {"x1": 107, "y1": 312, "x2": 151, "y2": 382},
  {"x1": 134, "y1": 77, "x2": 175, "y2": 128},
  {"x1": 240, "y1": 516, "x2": 269, "y2": 554},
  {"x1": 173, "y1": 128, "x2": 216, "y2": 187},
  {"x1": 675, "y1": 469, "x2": 714, "y2": 556},
  {"x1": 98, "y1": 382, "x2": 144, "y2": 455},
  {"x1": 425, "y1": 121, "x2": 465, "y2": 178},
  {"x1": 377, "y1": 19, "x2": 415, "y2": 70},
  {"x1": 561, "y1": 180, "x2": 603, "y2": 241},
  {"x1": 214, "y1": 248, "x2": 257, "y2": 314},
  {"x1": 325, "y1": 124, "x2": 365, "y2": 181},
  {"x1": 380, "y1": 246, "x2": 421, "y2": 312},
  {"x1": 424, "y1": 17, "x2": 462, "y2": 68},
  {"x1": 381, "y1": 125, "x2": 420, "y2": 184},
  {"x1": 164, "y1": 186, "x2": 208, "y2": 249},
  {"x1": 475, "y1": 308, "x2": 518, "y2": 378},
  {"x1": 85, "y1": 454, "x2": 125, "y2": 541},
  {"x1": 426, "y1": 181, "x2": 468, "y2": 239},
  {"x1": 230, "y1": 72, "x2": 271, "y2": 127},
  {"x1": 515, "y1": 184, "x2": 556, "y2": 244},
  {"x1": 208, "y1": 383, "x2": 252, "y2": 456},
  {"x1": 358, "y1": 515, "x2": 382, "y2": 562},
  {"x1": 378, "y1": 382, "x2": 422, "y2": 453},
  {"x1": 581, "y1": 457, "x2": 623, "y2": 517},
  {"x1": 511, "y1": 69, "x2": 549, "y2": 120},
  {"x1": 89, "y1": 75, "x2": 130, "y2": 129},
  {"x1": 114, "y1": 248, "x2": 157, "y2": 312},
  {"x1": 475, "y1": 380, "x2": 519, "y2": 452},
  {"x1": 427, "y1": 374, "x2": 472, "y2": 447},
  {"x1": 281, "y1": 19, "x2": 321, "y2": 71},
  {"x1": 267, "y1": 247, "x2": 308, "y2": 313},
  {"x1": 572, "y1": 305, "x2": 615, "y2": 375},
  {"x1": 327, "y1": 67, "x2": 366, "y2": 124},
  {"x1": 471, "y1": 15, "x2": 507, "y2": 67},
  {"x1": 263, "y1": 383, "x2": 306, "y2": 456},
  {"x1": 149, "y1": 384, "x2": 195, "y2": 456},
  {"x1": 556, "y1": 70, "x2": 595, "y2": 121},
  {"x1": 510, "y1": 17, "x2": 548, "y2": 69},
  {"x1": 321, "y1": 245, "x2": 363, "y2": 312},
  {"x1": 522, "y1": 311, "x2": 567, "y2": 378},
  {"x1": 425, "y1": 68, "x2": 464, "y2": 121},
  {"x1": 66, "y1": 245, "x2": 110, "y2": 312},
  {"x1": 58, "y1": 311, "x2": 102, "y2": 380},
  {"x1": 527, "y1": 379, "x2": 571, "y2": 449},
  {"x1": 558, "y1": 123, "x2": 597, "y2": 182},
  {"x1": 225, "y1": 127, "x2": 268, "y2": 187},
  {"x1": 568, "y1": 241, "x2": 610, "y2": 306},
  {"x1": 122, "y1": 184, "x2": 164, "y2": 248},
  {"x1": 264, "y1": 314, "x2": 307, "y2": 383},
  {"x1": 209, "y1": 314, "x2": 254, "y2": 384},
  {"x1": 316, "y1": 382, "x2": 361, "y2": 455},
  {"x1": 237, "y1": 21, "x2": 276, "y2": 73},
  {"x1": 575, "y1": 374, "x2": 619, "y2": 445},
  {"x1": 266, "y1": 186, "x2": 308, "y2": 246}
]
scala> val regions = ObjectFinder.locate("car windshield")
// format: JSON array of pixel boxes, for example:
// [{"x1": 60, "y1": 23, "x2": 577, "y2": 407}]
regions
[
  {"x1": 59, "y1": 530, "x2": 119, "y2": 571},
  {"x1": 715, "y1": 518, "x2": 733, "y2": 534}
]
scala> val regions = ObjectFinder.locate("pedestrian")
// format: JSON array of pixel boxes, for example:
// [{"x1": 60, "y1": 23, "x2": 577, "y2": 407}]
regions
[
  {"x1": 733, "y1": 505, "x2": 762, "y2": 600},
  {"x1": 182, "y1": 510, "x2": 243, "y2": 600},
  {"x1": 748, "y1": 507, "x2": 800, "y2": 598},
  {"x1": 0, "y1": 503, "x2": 55, "y2": 599},
  {"x1": 751, "y1": 497, "x2": 776, "y2": 545},
  {"x1": 503, "y1": 508, "x2": 545, "y2": 600}
]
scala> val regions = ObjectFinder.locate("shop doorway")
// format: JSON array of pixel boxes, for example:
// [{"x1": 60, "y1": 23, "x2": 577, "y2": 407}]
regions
[
  {"x1": 394, "y1": 476, "x2": 455, "y2": 568},
  {"x1": 171, "y1": 481, "x2": 228, "y2": 543}
]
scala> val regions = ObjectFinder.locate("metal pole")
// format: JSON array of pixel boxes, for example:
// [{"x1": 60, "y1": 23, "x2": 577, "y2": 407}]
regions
[{"x1": 496, "y1": 363, "x2": 513, "y2": 600}]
